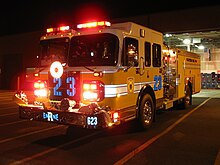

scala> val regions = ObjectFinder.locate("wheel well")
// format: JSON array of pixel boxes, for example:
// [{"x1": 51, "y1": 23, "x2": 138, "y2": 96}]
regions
[{"x1": 136, "y1": 85, "x2": 156, "y2": 117}]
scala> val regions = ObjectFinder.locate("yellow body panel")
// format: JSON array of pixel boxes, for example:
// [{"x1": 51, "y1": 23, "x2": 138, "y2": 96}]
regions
[
  {"x1": 81, "y1": 68, "x2": 141, "y2": 110},
  {"x1": 167, "y1": 48, "x2": 201, "y2": 99},
  {"x1": 36, "y1": 22, "x2": 200, "y2": 112}
]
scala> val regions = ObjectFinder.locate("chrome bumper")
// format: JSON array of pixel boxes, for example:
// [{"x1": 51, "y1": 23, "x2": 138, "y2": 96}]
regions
[
  {"x1": 19, "y1": 105, "x2": 115, "y2": 129},
  {"x1": 14, "y1": 91, "x2": 119, "y2": 129}
]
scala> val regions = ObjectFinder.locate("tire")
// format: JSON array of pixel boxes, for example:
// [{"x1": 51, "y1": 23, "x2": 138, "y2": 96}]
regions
[{"x1": 138, "y1": 94, "x2": 155, "y2": 129}]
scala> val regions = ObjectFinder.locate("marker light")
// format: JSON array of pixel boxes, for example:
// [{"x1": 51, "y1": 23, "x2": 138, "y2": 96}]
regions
[
  {"x1": 77, "y1": 21, "x2": 111, "y2": 29},
  {"x1": 113, "y1": 112, "x2": 119, "y2": 122},
  {"x1": 50, "y1": 61, "x2": 64, "y2": 78},
  {"x1": 34, "y1": 73, "x2": 39, "y2": 77},
  {"x1": 93, "y1": 71, "x2": 103, "y2": 77}
]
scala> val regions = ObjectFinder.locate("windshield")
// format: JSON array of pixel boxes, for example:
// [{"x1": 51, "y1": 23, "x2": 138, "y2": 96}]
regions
[
  {"x1": 68, "y1": 33, "x2": 119, "y2": 66},
  {"x1": 40, "y1": 38, "x2": 69, "y2": 66}
]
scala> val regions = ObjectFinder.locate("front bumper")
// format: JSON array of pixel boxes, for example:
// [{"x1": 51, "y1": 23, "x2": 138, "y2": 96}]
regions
[
  {"x1": 14, "y1": 91, "x2": 118, "y2": 129},
  {"x1": 19, "y1": 105, "x2": 115, "y2": 129}
]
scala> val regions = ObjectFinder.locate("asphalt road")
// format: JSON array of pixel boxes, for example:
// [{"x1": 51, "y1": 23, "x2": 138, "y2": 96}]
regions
[{"x1": 0, "y1": 90, "x2": 220, "y2": 165}]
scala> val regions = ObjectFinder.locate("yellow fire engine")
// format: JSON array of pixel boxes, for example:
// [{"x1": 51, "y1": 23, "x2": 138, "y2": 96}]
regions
[{"x1": 14, "y1": 21, "x2": 201, "y2": 129}]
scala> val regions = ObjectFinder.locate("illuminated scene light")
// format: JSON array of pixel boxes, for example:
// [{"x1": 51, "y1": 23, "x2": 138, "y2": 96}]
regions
[{"x1": 50, "y1": 61, "x2": 64, "y2": 78}]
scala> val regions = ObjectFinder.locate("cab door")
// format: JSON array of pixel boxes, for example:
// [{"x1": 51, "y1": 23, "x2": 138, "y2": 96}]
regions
[
  {"x1": 151, "y1": 43, "x2": 163, "y2": 99},
  {"x1": 140, "y1": 41, "x2": 163, "y2": 100}
]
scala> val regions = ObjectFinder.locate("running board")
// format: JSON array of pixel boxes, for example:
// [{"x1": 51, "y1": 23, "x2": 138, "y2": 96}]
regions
[{"x1": 163, "y1": 98, "x2": 179, "y2": 110}]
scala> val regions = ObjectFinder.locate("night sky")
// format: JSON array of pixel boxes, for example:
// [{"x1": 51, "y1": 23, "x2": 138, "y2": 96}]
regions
[{"x1": 1, "y1": 0, "x2": 220, "y2": 36}]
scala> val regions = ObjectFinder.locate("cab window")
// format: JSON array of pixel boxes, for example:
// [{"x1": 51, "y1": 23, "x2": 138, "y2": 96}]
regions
[
  {"x1": 69, "y1": 33, "x2": 119, "y2": 66},
  {"x1": 152, "y1": 43, "x2": 161, "y2": 67},
  {"x1": 123, "y1": 37, "x2": 138, "y2": 67},
  {"x1": 145, "y1": 42, "x2": 151, "y2": 67}
]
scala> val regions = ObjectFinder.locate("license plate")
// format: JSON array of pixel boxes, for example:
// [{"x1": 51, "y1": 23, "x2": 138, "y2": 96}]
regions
[
  {"x1": 87, "y1": 116, "x2": 98, "y2": 126},
  {"x1": 43, "y1": 112, "x2": 59, "y2": 122}
]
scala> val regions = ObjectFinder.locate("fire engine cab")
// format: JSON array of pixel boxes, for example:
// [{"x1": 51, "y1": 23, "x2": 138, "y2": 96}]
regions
[{"x1": 14, "y1": 21, "x2": 201, "y2": 129}]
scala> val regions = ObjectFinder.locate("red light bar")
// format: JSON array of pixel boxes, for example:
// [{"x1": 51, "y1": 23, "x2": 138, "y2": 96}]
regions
[
  {"x1": 77, "y1": 21, "x2": 111, "y2": 29},
  {"x1": 59, "y1": 26, "x2": 70, "y2": 31},
  {"x1": 46, "y1": 28, "x2": 54, "y2": 33},
  {"x1": 46, "y1": 25, "x2": 70, "y2": 33}
]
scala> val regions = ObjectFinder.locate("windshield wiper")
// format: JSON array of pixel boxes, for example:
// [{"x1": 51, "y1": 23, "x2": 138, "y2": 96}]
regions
[{"x1": 83, "y1": 66, "x2": 95, "y2": 72}]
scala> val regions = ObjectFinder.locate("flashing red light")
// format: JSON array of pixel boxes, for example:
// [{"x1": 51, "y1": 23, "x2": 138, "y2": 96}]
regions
[
  {"x1": 59, "y1": 26, "x2": 70, "y2": 31},
  {"x1": 34, "y1": 80, "x2": 48, "y2": 97},
  {"x1": 83, "y1": 80, "x2": 105, "y2": 102},
  {"x1": 77, "y1": 21, "x2": 111, "y2": 29},
  {"x1": 47, "y1": 28, "x2": 54, "y2": 33},
  {"x1": 46, "y1": 26, "x2": 70, "y2": 33}
]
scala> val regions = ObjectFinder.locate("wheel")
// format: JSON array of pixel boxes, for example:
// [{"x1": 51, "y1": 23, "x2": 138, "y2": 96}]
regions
[{"x1": 138, "y1": 94, "x2": 155, "y2": 129}]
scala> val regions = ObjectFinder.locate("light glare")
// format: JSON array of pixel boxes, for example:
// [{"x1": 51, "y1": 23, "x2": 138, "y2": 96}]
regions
[{"x1": 50, "y1": 61, "x2": 63, "y2": 78}]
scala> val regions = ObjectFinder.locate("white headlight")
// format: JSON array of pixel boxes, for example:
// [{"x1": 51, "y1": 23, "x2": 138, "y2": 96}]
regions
[{"x1": 34, "y1": 89, "x2": 48, "y2": 97}]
